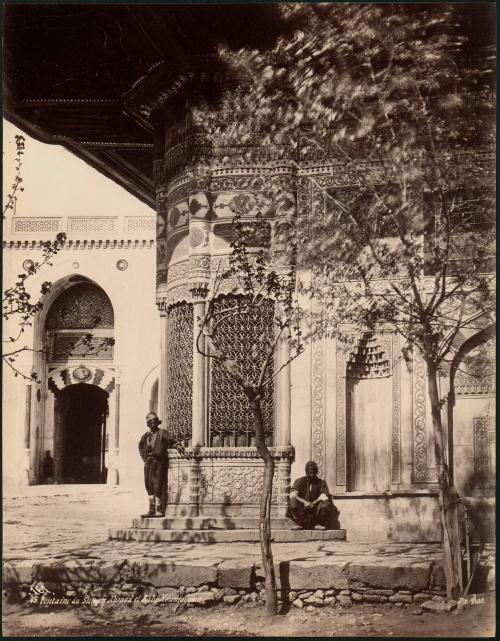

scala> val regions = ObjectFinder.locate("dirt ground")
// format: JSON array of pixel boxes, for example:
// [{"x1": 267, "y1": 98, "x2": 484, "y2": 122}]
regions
[{"x1": 3, "y1": 595, "x2": 495, "y2": 638}]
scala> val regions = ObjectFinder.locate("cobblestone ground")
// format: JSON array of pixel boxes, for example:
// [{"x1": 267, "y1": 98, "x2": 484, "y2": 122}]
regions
[{"x1": 2, "y1": 486, "x2": 496, "y2": 637}]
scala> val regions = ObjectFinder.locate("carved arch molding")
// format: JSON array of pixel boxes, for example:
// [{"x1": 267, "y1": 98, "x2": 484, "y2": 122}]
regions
[{"x1": 48, "y1": 364, "x2": 115, "y2": 395}]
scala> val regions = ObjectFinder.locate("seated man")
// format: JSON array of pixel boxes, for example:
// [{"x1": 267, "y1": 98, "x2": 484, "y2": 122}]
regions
[{"x1": 287, "y1": 460, "x2": 334, "y2": 530}]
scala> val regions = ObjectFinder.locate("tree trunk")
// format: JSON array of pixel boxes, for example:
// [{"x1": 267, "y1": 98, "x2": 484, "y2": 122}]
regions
[
  {"x1": 426, "y1": 360, "x2": 463, "y2": 599},
  {"x1": 247, "y1": 389, "x2": 278, "y2": 616}
]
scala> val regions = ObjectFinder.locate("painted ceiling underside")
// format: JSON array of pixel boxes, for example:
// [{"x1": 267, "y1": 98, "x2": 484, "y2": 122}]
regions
[
  {"x1": 3, "y1": 3, "x2": 283, "y2": 207},
  {"x1": 3, "y1": 3, "x2": 495, "y2": 208}
]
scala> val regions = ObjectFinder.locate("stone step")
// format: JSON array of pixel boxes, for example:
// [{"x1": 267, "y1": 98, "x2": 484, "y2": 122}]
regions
[
  {"x1": 108, "y1": 528, "x2": 346, "y2": 543},
  {"x1": 131, "y1": 516, "x2": 296, "y2": 530}
]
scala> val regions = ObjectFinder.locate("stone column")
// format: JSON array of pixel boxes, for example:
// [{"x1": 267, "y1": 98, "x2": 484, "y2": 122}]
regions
[
  {"x1": 111, "y1": 375, "x2": 120, "y2": 485},
  {"x1": 23, "y1": 382, "x2": 32, "y2": 485},
  {"x1": 158, "y1": 309, "x2": 168, "y2": 424},
  {"x1": 24, "y1": 382, "x2": 32, "y2": 449},
  {"x1": 275, "y1": 326, "x2": 292, "y2": 447},
  {"x1": 190, "y1": 285, "x2": 209, "y2": 447}
]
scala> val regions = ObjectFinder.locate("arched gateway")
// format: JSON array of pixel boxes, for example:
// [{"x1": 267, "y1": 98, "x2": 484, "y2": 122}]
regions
[{"x1": 35, "y1": 278, "x2": 117, "y2": 484}]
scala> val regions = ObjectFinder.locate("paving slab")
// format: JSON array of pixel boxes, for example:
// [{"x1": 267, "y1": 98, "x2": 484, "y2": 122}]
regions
[
  {"x1": 218, "y1": 559, "x2": 255, "y2": 588},
  {"x1": 347, "y1": 559, "x2": 433, "y2": 591},
  {"x1": 3, "y1": 485, "x2": 494, "y2": 595},
  {"x1": 109, "y1": 528, "x2": 346, "y2": 543}
]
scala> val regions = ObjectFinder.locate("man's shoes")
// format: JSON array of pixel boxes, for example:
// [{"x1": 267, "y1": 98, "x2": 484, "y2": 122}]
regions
[
  {"x1": 314, "y1": 524, "x2": 327, "y2": 531},
  {"x1": 141, "y1": 511, "x2": 155, "y2": 518},
  {"x1": 291, "y1": 525, "x2": 303, "y2": 530},
  {"x1": 154, "y1": 511, "x2": 166, "y2": 518}
]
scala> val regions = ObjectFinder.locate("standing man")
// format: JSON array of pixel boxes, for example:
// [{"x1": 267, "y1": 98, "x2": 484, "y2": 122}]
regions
[
  {"x1": 138, "y1": 411, "x2": 180, "y2": 518},
  {"x1": 286, "y1": 460, "x2": 335, "y2": 530}
]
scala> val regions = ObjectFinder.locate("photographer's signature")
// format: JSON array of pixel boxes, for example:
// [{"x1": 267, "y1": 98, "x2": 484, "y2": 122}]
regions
[{"x1": 457, "y1": 595, "x2": 485, "y2": 607}]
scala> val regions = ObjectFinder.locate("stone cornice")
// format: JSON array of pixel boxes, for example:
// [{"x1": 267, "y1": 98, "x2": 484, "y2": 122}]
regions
[
  {"x1": 3, "y1": 215, "x2": 156, "y2": 246},
  {"x1": 3, "y1": 239, "x2": 155, "y2": 250},
  {"x1": 154, "y1": 141, "x2": 494, "y2": 191},
  {"x1": 167, "y1": 446, "x2": 295, "y2": 460}
]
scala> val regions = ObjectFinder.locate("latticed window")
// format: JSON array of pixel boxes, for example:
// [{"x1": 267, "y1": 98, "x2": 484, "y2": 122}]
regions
[
  {"x1": 46, "y1": 283, "x2": 114, "y2": 362},
  {"x1": 46, "y1": 283, "x2": 114, "y2": 329},
  {"x1": 166, "y1": 302, "x2": 193, "y2": 445},
  {"x1": 209, "y1": 294, "x2": 275, "y2": 447}
]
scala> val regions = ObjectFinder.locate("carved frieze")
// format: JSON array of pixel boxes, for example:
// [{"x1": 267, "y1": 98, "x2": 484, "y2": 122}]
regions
[
  {"x1": 412, "y1": 351, "x2": 438, "y2": 483},
  {"x1": 166, "y1": 447, "x2": 294, "y2": 507},
  {"x1": 13, "y1": 217, "x2": 61, "y2": 234},
  {"x1": 311, "y1": 337, "x2": 326, "y2": 479},
  {"x1": 167, "y1": 446, "x2": 294, "y2": 460}
]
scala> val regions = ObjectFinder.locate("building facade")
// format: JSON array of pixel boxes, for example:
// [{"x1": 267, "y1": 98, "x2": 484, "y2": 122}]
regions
[
  {"x1": 3, "y1": 138, "x2": 494, "y2": 542},
  {"x1": 3, "y1": 210, "x2": 159, "y2": 492},
  {"x1": 2, "y1": 4, "x2": 495, "y2": 542}
]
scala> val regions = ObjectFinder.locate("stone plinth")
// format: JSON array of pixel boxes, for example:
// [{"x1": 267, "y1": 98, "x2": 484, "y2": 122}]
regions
[
  {"x1": 108, "y1": 528, "x2": 347, "y2": 543},
  {"x1": 166, "y1": 447, "x2": 294, "y2": 517}
]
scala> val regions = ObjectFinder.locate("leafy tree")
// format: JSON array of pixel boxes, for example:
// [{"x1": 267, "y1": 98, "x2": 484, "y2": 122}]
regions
[
  {"x1": 197, "y1": 202, "x2": 303, "y2": 615},
  {"x1": 198, "y1": 3, "x2": 495, "y2": 598}
]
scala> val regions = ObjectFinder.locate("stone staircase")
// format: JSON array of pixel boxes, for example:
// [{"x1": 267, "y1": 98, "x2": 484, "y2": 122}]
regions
[{"x1": 108, "y1": 516, "x2": 346, "y2": 543}]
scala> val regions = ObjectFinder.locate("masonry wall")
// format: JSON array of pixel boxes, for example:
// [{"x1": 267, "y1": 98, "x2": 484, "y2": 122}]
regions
[{"x1": 3, "y1": 213, "x2": 158, "y2": 489}]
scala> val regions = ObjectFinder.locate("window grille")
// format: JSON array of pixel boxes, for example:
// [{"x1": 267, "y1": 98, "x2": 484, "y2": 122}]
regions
[
  {"x1": 166, "y1": 302, "x2": 193, "y2": 445},
  {"x1": 209, "y1": 295, "x2": 275, "y2": 447},
  {"x1": 46, "y1": 283, "x2": 114, "y2": 329}
]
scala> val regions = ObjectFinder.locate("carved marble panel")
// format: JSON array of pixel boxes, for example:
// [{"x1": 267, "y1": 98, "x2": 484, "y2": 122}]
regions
[
  {"x1": 456, "y1": 338, "x2": 495, "y2": 396},
  {"x1": 311, "y1": 337, "x2": 326, "y2": 479},
  {"x1": 165, "y1": 447, "x2": 294, "y2": 507},
  {"x1": 200, "y1": 462, "x2": 277, "y2": 504},
  {"x1": 335, "y1": 344, "x2": 347, "y2": 486},
  {"x1": 391, "y1": 334, "x2": 401, "y2": 484},
  {"x1": 166, "y1": 461, "x2": 191, "y2": 504},
  {"x1": 412, "y1": 351, "x2": 438, "y2": 483},
  {"x1": 13, "y1": 217, "x2": 61, "y2": 234},
  {"x1": 473, "y1": 416, "x2": 495, "y2": 488}
]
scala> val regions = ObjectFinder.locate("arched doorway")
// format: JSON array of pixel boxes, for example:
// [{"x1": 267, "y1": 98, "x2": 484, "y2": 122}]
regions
[
  {"x1": 450, "y1": 331, "x2": 495, "y2": 496},
  {"x1": 39, "y1": 278, "x2": 115, "y2": 485},
  {"x1": 55, "y1": 384, "x2": 109, "y2": 483}
]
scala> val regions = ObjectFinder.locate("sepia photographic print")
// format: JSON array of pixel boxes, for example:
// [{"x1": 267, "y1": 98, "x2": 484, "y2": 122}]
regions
[{"x1": 2, "y1": 2, "x2": 495, "y2": 637}]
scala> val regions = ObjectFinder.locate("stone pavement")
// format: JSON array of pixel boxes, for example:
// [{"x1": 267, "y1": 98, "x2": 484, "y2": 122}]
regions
[{"x1": 3, "y1": 486, "x2": 495, "y2": 600}]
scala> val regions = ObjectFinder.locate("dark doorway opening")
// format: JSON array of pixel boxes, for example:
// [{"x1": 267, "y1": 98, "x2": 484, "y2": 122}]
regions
[{"x1": 56, "y1": 384, "x2": 108, "y2": 484}]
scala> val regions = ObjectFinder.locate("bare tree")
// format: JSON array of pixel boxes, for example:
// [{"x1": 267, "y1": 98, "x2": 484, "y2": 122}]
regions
[
  {"x1": 3, "y1": 135, "x2": 114, "y2": 380},
  {"x1": 3, "y1": 134, "x2": 25, "y2": 217},
  {"x1": 196, "y1": 207, "x2": 303, "y2": 615}
]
